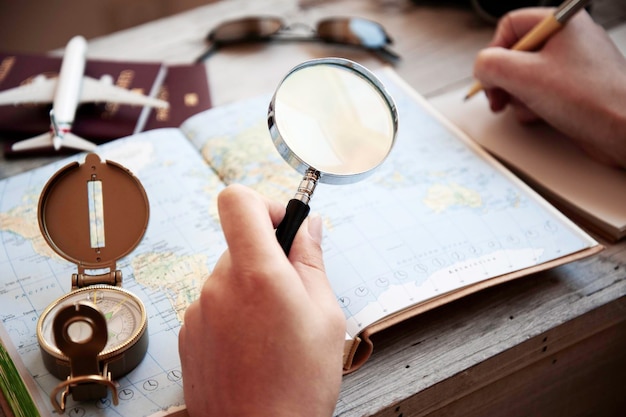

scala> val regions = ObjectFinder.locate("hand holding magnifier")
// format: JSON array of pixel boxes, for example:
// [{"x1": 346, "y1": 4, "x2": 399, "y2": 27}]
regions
[{"x1": 268, "y1": 58, "x2": 398, "y2": 254}]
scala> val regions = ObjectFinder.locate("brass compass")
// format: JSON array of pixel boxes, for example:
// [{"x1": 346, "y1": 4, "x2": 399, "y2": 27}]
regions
[{"x1": 36, "y1": 153, "x2": 149, "y2": 413}]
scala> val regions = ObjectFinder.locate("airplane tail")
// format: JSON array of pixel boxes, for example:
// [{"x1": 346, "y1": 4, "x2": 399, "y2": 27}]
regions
[{"x1": 11, "y1": 131, "x2": 97, "y2": 152}]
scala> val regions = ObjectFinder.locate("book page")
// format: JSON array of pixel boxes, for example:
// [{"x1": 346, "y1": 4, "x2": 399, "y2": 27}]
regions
[
  {"x1": 430, "y1": 87, "x2": 626, "y2": 241},
  {"x1": 0, "y1": 128, "x2": 225, "y2": 416},
  {"x1": 181, "y1": 68, "x2": 599, "y2": 340}
]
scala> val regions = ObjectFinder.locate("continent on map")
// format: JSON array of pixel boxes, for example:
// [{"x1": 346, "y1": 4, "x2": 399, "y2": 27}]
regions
[
  {"x1": 201, "y1": 123, "x2": 299, "y2": 201},
  {"x1": 0, "y1": 199, "x2": 60, "y2": 261},
  {"x1": 131, "y1": 251, "x2": 209, "y2": 323},
  {"x1": 423, "y1": 182, "x2": 482, "y2": 212}
]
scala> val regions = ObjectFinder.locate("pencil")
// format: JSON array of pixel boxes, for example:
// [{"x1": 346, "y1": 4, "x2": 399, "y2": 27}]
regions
[{"x1": 464, "y1": 0, "x2": 591, "y2": 101}]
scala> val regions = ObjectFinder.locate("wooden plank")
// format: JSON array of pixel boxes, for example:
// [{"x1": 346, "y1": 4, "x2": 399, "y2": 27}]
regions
[
  {"x1": 371, "y1": 298, "x2": 626, "y2": 417},
  {"x1": 336, "y1": 241, "x2": 626, "y2": 416}
]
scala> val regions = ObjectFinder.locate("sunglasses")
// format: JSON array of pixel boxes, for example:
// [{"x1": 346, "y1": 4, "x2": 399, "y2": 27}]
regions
[{"x1": 195, "y1": 16, "x2": 400, "y2": 64}]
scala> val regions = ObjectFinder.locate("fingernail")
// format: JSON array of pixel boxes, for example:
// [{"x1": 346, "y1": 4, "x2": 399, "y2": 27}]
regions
[{"x1": 307, "y1": 213, "x2": 323, "y2": 245}]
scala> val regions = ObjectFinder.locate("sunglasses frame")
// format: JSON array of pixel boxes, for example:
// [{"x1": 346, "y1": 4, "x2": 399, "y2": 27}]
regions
[{"x1": 195, "y1": 16, "x2": 400, "y2": 64}]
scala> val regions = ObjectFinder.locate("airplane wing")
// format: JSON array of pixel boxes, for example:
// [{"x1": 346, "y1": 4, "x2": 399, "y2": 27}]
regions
[
  {"x1": 0, "y1": 75, "x2": 57, "y2": 105},
  {"x1": 0, "y1": 74, "x2": 168, "y2": 108},
  {"x1": 80, "y1": 75, "x2": 169, "y2": 108}
]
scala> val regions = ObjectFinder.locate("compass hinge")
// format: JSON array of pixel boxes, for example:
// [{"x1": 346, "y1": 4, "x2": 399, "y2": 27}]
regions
[{"x1": 72, "y1": 270, "x2": 122, "y2": 289}]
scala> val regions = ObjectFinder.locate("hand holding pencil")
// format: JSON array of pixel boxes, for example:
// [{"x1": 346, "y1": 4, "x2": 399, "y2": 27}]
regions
[
  {"x1": 465, "y1": 0, "x2": 591, "y2": 100},
  {"x1": 466, "y1": 2, "x2": 626, "y2": 168}
]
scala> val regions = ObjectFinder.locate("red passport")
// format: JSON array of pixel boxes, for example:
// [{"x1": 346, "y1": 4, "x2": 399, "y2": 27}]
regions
[{"x1": 0, "y1": 51, "x2": 167, "y2": 155}]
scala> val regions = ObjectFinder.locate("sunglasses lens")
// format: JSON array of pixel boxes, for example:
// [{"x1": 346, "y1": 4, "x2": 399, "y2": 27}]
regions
[
  {"x1": 317, "y1": 18, "x2": 390, "y2": 48},
  {"x1": 208, "y1": 17, "x2": 283, "y2": 43}
]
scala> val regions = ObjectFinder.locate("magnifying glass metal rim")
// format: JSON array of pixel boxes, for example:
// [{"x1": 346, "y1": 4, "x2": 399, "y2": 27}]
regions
[
  {"x1": 267, "y1": 57, "x2": 399, "y2": 185},
  {"x1": 269, "y1": 57, "x2": 398, "y2": 255}
]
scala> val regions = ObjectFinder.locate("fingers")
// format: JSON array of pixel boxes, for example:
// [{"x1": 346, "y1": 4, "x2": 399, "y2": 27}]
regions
[
  {"x1": 484, "y1": 87, "x2": 510, "y2": 113},
  {"x1": 216, "y1": 185, "x2": 330, "y2": 291},
  {"x1": 475, "y1": 8, "x2": 596, "y2": 118},
  {"x1": 217, "y1": 184, "x2": 285, "y2": 264},
  {"x1": 509, "y1": 97, "x2": 540, "y2": 123},
  {"x1": 220, "y1": 184, "x2": 338, "y2": 308},
  {"x1": 490, "y1": 8, "x2": 554, "y2": 48},
  {"x1": 289, "y1": 213, "x2": 323, "y2": 270},
  {"x1": 289, "y1": 214, "x2": 339, "y2": 314},
  {"x1": 178, "y1": 302, "x2": 195, "y2": 373},
  {"x1": 478, "y1": 8, "x2": 556, "y2": 106},
  {"x1": 478, "y1": 46, "x2": 531, "y2": 85},
  {"x1": 474, "y1": 46, "x2": 546, "y2": 106}
]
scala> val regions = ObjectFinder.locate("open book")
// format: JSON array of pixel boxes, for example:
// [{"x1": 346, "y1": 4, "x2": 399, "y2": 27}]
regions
[{"x1": 0, "y1": 68, "x2": 600, "y2": 417}]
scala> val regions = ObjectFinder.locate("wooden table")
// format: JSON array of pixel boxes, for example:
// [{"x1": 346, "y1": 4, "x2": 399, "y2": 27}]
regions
[{"x1": 1, "y1": 1, "x2": 625, "y2": 416}]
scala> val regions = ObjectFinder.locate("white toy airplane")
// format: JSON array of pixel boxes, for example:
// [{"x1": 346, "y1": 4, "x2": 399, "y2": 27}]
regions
[{"x1": 0, "y1": 35, "x2": 169, "y2": 152}]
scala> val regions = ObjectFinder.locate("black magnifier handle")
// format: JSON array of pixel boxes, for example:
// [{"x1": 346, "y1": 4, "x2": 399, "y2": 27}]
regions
[
  {"x1": 275, "y1": 199, "x2": 311, "y2": 255},
  {"x1": 275, "y1": 169, "x2": 319, "y2": 255}
]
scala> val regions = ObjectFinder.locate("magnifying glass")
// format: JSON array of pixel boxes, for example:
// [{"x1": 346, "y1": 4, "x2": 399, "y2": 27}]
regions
[{"x1": 268, "y1": 57, "x2": 398, "y2": 254}]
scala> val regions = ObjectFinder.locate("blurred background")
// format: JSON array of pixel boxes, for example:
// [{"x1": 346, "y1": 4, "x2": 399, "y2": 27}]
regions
[
  {"x1": 0, "y1": 0, "x2": 625, "y2": 53},
  {"x1": 0, "y1": 0, "x2": 216, "y2": 53}
]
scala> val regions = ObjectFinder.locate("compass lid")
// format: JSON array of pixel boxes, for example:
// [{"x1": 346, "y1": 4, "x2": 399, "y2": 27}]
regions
[{"x1": 38, "y1": 153, "x2": 149, "y2": 271}]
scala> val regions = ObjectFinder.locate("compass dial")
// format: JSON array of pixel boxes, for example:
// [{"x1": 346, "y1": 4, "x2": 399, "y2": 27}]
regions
[{"x1": 37, "y1": 284, "x2": 148, "y2": 380}]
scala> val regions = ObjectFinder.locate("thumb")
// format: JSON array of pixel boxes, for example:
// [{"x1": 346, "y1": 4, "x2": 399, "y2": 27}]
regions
[{"x1": 289, "y1": 214, "x2": 337, "y2": 307}]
